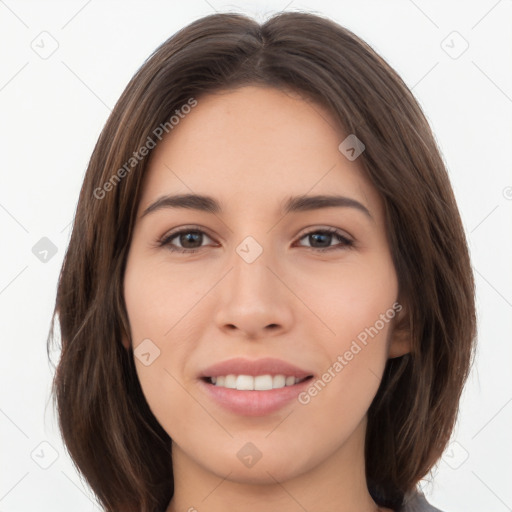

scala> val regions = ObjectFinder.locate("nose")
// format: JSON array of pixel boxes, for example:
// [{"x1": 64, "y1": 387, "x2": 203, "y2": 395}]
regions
[{"x1": 213, "y1": 239, "x2": 294, "y2": 340}]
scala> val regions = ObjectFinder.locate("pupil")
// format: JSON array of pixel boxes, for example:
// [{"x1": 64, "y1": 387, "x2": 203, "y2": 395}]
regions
[
  {"x1": 311, "y1": 233, "x2": 331, "y2": 247},
  {"x1": 181, "y1": 232, "x2": 201, "y2": 248}
]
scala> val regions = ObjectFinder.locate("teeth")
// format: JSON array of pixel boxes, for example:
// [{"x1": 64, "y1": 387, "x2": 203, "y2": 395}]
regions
[
  {"x1": 254, "y1": 375, "x2": 273, "y2": 390},
  {"x1": 236, "y1": 375, "x2": 253, "y2": 390},
  {"x1": 285, "y1": 376, "x2": 295, "y2": 386},
  {"x1": 273, "y1": 375, "x2": 286, "y2": 388},
  {"x1": 225, "y1": 374, "x2": 237, "y2": 388},
  {"x1": 210, "y1": 374, "x2": 304, "y2": 390}
]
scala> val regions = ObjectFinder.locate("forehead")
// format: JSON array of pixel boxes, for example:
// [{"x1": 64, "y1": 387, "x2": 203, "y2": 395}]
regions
[{"x1": 140, "y1": 85, "x2": 381, "y2": 219}]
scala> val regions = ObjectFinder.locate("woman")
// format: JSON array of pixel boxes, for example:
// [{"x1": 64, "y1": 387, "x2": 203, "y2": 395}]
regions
[{"x1": 48, "y1": 11, "x2": 476, "y2": 512}]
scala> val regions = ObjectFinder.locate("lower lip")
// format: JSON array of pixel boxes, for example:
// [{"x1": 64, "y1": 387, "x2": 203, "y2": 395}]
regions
[{"x1": 199, "y1": 378, "x2": 313, "y2": 416}]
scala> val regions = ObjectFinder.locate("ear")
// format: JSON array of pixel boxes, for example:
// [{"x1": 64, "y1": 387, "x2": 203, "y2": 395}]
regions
[
  {"x1": 121, "y1": 335, "x2": 131, "y2": 351},
  {"x1": 388, "y1": 302, "x2": 411, "y2": 359},
  {"x1": 120, "y1": 323, "x2": 131, "y2": 351}
]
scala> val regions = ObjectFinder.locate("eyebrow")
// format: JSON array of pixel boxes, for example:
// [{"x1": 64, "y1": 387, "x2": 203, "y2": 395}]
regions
[{"x1": 141, "y1": 193, "x2": 372, "y2": 219}]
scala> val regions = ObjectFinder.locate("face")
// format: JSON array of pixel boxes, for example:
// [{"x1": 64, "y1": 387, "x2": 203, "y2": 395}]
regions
[{"x1": 123, "y1": 85, "x2": 407, "y2": 486}]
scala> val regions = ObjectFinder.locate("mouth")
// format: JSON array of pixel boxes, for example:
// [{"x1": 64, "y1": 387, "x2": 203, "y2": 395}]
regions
[
  {"x1": 202, "y1": 374, "x2": 312, "y2": 390},
  {"x1": 198, "y1": 357, "x2": 315, "y2": 416}
]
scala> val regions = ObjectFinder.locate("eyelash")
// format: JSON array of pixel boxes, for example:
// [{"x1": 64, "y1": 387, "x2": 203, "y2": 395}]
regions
[{"x1": 157, "y1": 225, "x2": 354, "y2": 254}]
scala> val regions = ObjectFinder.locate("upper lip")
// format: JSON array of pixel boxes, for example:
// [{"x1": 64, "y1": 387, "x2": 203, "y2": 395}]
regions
[{"x1": 199, "y1": 357, "x2": 314, "y2": 379}]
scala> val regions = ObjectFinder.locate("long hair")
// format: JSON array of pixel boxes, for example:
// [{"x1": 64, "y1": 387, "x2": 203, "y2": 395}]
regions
[{"x1": 47, "y1": 11, "x2": 476, "y2": 511}]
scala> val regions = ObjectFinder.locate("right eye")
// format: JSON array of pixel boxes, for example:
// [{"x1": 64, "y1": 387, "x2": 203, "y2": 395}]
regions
[{"x1": 158, "y1": 227, "x2": 216, "y2": 254}]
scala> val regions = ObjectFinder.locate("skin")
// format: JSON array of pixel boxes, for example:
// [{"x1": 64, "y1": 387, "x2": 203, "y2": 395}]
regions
[{"x1": 123, "y1": 85, "x2": 410, "y2": 512}]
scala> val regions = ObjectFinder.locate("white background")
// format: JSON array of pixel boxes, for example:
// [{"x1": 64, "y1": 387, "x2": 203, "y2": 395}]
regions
[{"x1": 1, "y1": 1, "x2": 511, "y2": 511}]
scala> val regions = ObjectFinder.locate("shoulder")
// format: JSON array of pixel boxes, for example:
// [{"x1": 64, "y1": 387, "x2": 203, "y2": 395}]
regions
[{"x1": 399, "y1": 490, "x2": 445, "y2": 512}]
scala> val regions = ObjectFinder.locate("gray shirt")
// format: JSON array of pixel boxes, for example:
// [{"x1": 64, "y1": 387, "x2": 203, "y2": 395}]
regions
[{"x1": 399, "y1": 491, "x2": 444, "y2": 512}]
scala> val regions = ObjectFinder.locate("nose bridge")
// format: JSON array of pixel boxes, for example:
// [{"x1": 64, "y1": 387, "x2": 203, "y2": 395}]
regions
[
  {"x1": 213, "y1": 230, "x2": 294, "y2": 336},
  {"x1": 230, "y1": 232, "x2": 279, "y2": 301}
]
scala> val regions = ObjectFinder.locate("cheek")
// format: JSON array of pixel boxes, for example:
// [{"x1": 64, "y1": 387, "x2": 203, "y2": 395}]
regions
[
  {"x1": 123, "y1": 253, "x2": 209, "y2": 434},
  {"x1": 123, "y1": 255, "x2": 205, "y2": 342},
  {"x1": 301, "y1": 258, "x2": 398, "y2": 410},
  {"x1": 306, "y1": 253, "x2": 398, "y2": 346},
  {"x1": 299, "y1": 256, "x2": 398, "y2": 406}
]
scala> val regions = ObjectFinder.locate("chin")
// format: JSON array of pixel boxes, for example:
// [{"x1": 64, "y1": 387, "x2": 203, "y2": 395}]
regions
[{"x1": 185, "y1": 435, "x2": 325, "y2": 486}]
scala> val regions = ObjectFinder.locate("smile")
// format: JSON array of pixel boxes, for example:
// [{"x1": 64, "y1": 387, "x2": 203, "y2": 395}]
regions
[
  {"x1": 199, "y1": 358, "x2": 315, "y2": 416},
  {"x1": 207, "y1": 374, "x2": 310, "y2": 390}
]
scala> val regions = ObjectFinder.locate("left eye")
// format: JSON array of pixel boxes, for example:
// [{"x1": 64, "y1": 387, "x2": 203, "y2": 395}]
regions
[
  {"x1": 158, "y1": 227, "x2": 353, "y2": 253},
  {"x1": 296, "y1": 228, "x2": 353, "y2": 251}
]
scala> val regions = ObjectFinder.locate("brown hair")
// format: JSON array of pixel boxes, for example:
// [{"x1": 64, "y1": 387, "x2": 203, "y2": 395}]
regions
[{"x1": 47, "y1": 10, "x2": 476, "y2": 511}]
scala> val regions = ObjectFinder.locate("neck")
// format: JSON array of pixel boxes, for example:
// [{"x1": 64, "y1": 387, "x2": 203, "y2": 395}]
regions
[{"x1": 166, "y1": 418, "x2": 386, "y2": 512}]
